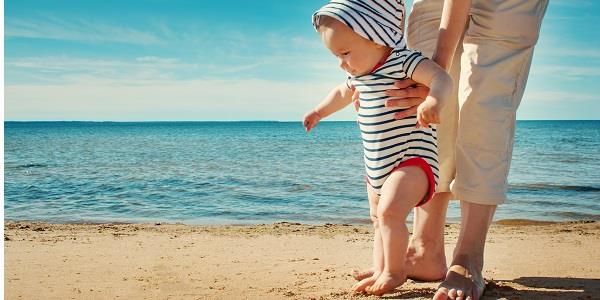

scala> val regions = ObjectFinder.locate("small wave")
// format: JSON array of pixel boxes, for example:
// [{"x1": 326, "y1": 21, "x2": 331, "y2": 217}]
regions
[
  {"x1": 553, "y1": 211, "x2": 600, "y2": 220},
  {"x1": 286, "y1": 183, "x2": 312, "y2": 193},
  {"x1": 495, "y1": 219, "x2": 558, "y2": 226},
  {"x1": 12, "y1": 163, "x2": 48, "y2": 169},
  {"x1": 343, "y1": 217, "x2": 372, "y2": 224},
  {"x1": 509, "y1": 183, "x2": 600, "y2": 192}
]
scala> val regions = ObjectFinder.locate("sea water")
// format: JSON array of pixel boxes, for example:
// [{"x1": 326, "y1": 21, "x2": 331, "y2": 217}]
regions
[{"x1": 4, "y1": 121, "x2": 600, "y2": 224}]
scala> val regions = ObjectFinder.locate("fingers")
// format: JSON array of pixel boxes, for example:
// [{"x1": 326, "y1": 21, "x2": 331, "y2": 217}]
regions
[
  {"x1": 394, "y1": 106, "x2": 417, "y2": 120},
  {"x1": 416, "y1": 113, "x2": 428, "y2": 129},
  {"x1": 393, "y1": 78, "x2": 418, "y2": 89},
  {"x1": 305, "y1": 123, "x2": 314, "y2": 133},
  {"x1": 416, "y1": 103, "x2": 441, "y2": 127},
  {"x1": 352, "y1": 89, "x2": 361, "y2": 112},
  {"x1": 417, "y1": 114, "x2": 440, "y2": 128},
  {"x1": 421, "y1": 113, "x2": 440, "y2": 125},
  {"x1": 352, "y1": 88, "x2": 360, "y2": 101},
  {"x1": 303, "y1": 110, "x2": 323, "y2": 133},
  {"x1": 385, "y1": 97, "x2": 423, "y2": 108},
  {"x1": 303, "y1": 117, "x2": 315, "y2": 133},
  {"x1": 417, "y1": 109, "x2": 441, "y2": 128},
  {"x1": 386, "y1": 83, "x2": 429, "y2": 99},
  {"x1": 385, "y1": 87, "x2": 424, "y2": 98},
  {"x1": 394, "y1": 102, "x2": 440, "y2": 126},
  {"x1": 307, "y1": 120, "x2": 317, "y2": 132}
]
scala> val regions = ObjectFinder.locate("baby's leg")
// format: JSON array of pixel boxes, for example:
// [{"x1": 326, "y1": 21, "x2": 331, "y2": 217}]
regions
[
  {"x1": 366, "y1": 165, "x2": 429, "y2": 296},
  {"x1": 352, "y1": 184, "x2": 383, "y2": 292}
]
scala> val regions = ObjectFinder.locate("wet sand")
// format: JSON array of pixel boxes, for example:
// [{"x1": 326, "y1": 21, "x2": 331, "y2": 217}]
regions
[{"x1": 4, "y1": 220, "x2": 600, "y2": 299}]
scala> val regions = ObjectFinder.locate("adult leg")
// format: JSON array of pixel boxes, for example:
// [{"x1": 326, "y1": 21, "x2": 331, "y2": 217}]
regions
[
  {"x1": 406, "y1": 192, "x2": 450, "y2": 281},
  {"x1": 406, "y1": 0, "x2": 461, "y2": 282},
  {"x1": 434, "y1": 1, "x2": 548, "y2": 299},
  {"x1": 434, "y1": 202, "x2": 494, "y2": 300}
]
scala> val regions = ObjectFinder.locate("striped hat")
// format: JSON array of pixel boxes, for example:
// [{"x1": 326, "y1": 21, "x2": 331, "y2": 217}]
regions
[{"x1": 312, "y1": 0, "x2": 406, "y2": 48}]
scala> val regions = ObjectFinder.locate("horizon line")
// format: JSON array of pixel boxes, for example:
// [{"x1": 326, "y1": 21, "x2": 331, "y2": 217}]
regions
[{"x1": 4, "y1": 119, "x2": 600, "y2": 123}]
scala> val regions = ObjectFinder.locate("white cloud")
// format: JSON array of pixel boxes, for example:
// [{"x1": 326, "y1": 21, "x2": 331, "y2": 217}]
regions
[
  {"x1": 6, "y1": 69, "x2": 595, "y2": 121},
  {"x1": 5, "y1": 56, "x2": 260, "y2": 82},
  {"x1": 553, "y1": 48, "x2": 600, "y2": 59},
  {"x1": 5, "y1": 16, "x2": 161, "y2": 45},
  {"x1": 524, "y1": 90, "x2": 597, "y2": 103},
  {"x1": 5, "y1": 56, "x2": 192, "y2": 84},
  {"x1": 4, "y1": 78, "x2": 350, "y2": 121},
  {"x1": 533, "y1": 64, "x2": 600, "y2": 79},
  {"x1": 291, "y1": 36, "x2": 323, "y2": 50},
  {"x1": 537, "y1": 46, "x2": 600, "y2": 59},
  {"x1": 5, "y1": 54, "x2": 340, "y2": 85},
  {"x1": 135, "y1": 56, "x2": 180, "y2": 64},
  {"x1": 8, "y1": 56, "x2": 139, "y2": 71},
  {"x1": 550, "y1": 0, "x2": 593, "y2": 7}
]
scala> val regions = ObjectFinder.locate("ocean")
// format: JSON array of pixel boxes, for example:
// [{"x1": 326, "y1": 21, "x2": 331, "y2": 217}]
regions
[{"x1": 4, "y1": 121, "x2": 600, "y2": 225}]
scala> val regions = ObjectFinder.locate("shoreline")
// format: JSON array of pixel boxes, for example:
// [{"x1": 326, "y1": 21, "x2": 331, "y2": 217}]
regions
[
  {"x1": 5, "y1": 220, "x2": 600, "y2": 299},
  {"x1": 5, "y1": 217, "x2": 596, "y2": 227}
]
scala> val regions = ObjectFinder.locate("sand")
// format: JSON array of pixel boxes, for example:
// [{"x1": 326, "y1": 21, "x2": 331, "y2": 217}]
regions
[{"x1": 4, "y1": 220, "x2": 600, "y2": 299}]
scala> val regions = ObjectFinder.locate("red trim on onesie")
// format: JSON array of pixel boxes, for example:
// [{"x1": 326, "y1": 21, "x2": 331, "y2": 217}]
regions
[
  {"x1": 391, "y1": 157, "x2": 436, "y2": 207},
  {"x1": 369, "y1": 48, "x2": 393, "y2": 73},
  {"x1": 365, "y1": 157, "x2": 436, "y2": 207}
]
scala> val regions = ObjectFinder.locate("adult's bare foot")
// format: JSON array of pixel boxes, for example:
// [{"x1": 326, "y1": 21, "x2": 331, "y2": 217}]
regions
[
  {"x1": 433, "y1": 265, "x2": 486, "y2": 300},
  {"x1": 404, "y1": 239, "x2": 447, "y2": 281}
]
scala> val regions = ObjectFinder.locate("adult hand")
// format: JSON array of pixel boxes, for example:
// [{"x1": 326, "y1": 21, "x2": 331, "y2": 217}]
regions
[{"x1": 384, "y1": 79, "x2": 430, "y2": 119}]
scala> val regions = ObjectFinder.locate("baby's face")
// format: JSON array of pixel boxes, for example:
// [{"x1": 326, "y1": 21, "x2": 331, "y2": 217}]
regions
[{"x1": 318, "y1": 19, "x2": 387, "y2": 76}]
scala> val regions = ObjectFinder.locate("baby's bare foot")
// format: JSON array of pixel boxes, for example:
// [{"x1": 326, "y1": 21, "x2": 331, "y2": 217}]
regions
[
  {"x1": 351, "y1": 239, "x2": 446, "y2": 283},
  {"x1": 365, "y1": 271, "x2": 406, "y2": 296},
  {"x1": 352, "y1": 272, "x2": 380, "y2": 293},
  {"x1": 351, "y1": 268, "x2": 374, "y2": 281}
]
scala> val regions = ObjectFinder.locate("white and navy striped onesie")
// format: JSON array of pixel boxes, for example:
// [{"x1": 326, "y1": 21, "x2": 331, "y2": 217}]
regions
[{"x1": 314, "y1": 0, "x2": 439, "y2": 201}]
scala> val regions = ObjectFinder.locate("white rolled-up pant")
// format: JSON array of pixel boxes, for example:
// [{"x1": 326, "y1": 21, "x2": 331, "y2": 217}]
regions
[{"x1": 407, "y1": 0, "x2": 548, "y2": 205}]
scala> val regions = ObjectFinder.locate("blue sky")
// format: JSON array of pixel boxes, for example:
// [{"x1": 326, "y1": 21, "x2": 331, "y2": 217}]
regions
[{"x1": 4, "y1": 0, "x2": 600, "y2": 121}]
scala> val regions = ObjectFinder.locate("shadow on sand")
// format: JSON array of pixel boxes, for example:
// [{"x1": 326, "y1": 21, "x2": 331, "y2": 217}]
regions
[
  {"x1": 372, "y1": 277, "x2": 599, "y2": 299},
  {"x1": 484, "y1": 277, "x2": 600, "y2": 299}
]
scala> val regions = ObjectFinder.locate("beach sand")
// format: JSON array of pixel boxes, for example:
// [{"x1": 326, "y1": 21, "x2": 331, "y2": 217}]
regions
[{"x1": 4, "y1": 220, "x2": 600, "y2": 299}]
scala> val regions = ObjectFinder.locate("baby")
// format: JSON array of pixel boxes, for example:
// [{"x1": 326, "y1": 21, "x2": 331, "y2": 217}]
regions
[{"x1": 303, "y1": 0, "x2": 453, "y2": 295}]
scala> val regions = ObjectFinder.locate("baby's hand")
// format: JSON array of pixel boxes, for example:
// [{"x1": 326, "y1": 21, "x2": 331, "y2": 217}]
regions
[
  {"x1": 303, "y1": 110, "x2": 322, "y2": 133},
  {"x1": 416, "y1": 97, "x2": 441, "y2": 128}
]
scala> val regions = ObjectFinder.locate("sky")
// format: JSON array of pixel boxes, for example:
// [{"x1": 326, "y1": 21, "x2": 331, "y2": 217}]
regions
[{"x1": 4, "y1": 0, "x2": 600, "y2": 121}]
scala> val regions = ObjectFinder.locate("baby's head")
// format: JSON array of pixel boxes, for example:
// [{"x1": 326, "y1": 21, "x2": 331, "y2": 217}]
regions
[
  {"x1": 315, "y1": 16, "x2": 391, "y2": 76},
  {"x1": 312, "y1": 0, "x2": 405, "y2": 76}
]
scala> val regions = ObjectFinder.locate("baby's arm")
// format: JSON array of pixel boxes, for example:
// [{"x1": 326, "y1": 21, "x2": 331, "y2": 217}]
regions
[
  {"x1": 303, "y1": 82, "x2": 354, "y2": 132},
  {"x1": 410, "y1": 60, "x2": 453, "y2": 127}
]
